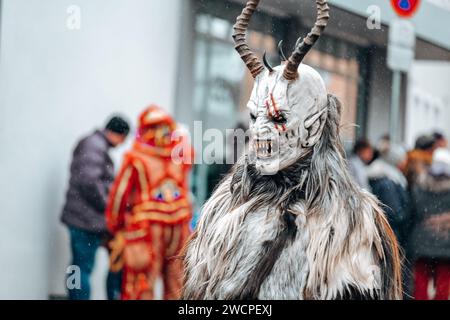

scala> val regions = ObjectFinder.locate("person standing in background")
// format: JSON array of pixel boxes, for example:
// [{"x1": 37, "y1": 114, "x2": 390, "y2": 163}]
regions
[
  {"x1": 433, "y1": 132, "x2": 448, "y2": 150},
  {"x1": 348, "y1": 139, "x2": 374, "y2": 191},
  {"x1": 106, "y1": 106, "x2": 194, "y2": 300},
  {"x1": 367, "y1": 140, "x2": 410, "y2": 250},
  {"x1": 404, "y1": 135, "x2": 435, "y2": 188},
  {"x1": 408, "y1": 148, "x2": 450, "y2": 300},
  {"x1": 61, "y1": 116, "x2": 130, "y2": 300}
]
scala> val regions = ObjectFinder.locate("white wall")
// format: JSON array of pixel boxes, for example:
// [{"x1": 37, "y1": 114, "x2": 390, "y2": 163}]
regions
[
  {"x1": 0, "y1": 0, "x2": 183, "y2": 299},
  {"x1": 405, "y1": 61, "x2": 450, "y2": 148}
]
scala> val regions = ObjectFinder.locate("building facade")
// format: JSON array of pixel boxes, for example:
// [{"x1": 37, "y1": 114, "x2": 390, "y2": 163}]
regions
[{"x1": 0, "y1": 0, "x2": 185, "y2": 299}]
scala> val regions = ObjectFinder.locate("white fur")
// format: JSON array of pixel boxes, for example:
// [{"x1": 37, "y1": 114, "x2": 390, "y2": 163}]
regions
[{"x1": 184, "y1": 176, "x2": 385, "y2": 300}]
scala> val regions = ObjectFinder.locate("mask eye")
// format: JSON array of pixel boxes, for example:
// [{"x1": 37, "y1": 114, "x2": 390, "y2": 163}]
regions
[
  {"x1": 272, "y1": 114, "x2": 287, "y2": 124},
  {"x1": 250, "y1": 113, "x2": 257, "y2": 122}
]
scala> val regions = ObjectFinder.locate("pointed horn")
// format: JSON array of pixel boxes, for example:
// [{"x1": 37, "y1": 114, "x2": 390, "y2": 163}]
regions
[
  {"x1": 278, "y1": 40, "x2": 287, "y2": 62},
  {"x1": 283, "y1": 0, "x2": 330, "y2": 81},
  {"x1": 232, "y1": 0, "x2": 264, "y2": 79},
  {"x1": 263, "y1": 52, "x2": 274, "y2": 73}
]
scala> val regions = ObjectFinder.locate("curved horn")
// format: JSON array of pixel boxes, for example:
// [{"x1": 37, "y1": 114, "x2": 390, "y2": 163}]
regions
[
  {"x1": 278, "y1": 40, "x2": 287, "y2": 62},
  {"x1": 232, "y1": 0, "x2": 264, "y2": 78},
  {"x1": 263, "y1": 52, "x2": 274, "y2": 73},
  {"x1": 283, "y1": 0, "x2": 330, "y2": 81}
]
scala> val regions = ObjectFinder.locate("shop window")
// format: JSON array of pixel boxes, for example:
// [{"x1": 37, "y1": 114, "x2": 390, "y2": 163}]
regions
[{"x1": 193, "y1": 13, "x2": 278, "y2": 133}]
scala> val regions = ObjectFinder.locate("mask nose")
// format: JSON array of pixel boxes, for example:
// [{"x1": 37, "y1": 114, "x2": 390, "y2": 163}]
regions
[{"x1": 253, "y1": 116, "x2": 274, "y2": 138}]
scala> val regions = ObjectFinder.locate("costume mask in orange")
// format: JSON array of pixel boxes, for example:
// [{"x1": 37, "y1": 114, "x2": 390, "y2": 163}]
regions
[{"x1": 136, "y1": 106, "x2": 177, "y2": 149}]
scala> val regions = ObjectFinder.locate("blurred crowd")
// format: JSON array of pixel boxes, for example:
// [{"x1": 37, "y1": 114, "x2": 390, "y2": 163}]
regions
[
  {"x1": 59, "y1": 105, "x2": 449, "y2": 300},
  {"x1": 348, "y1": 132, "x2": 450, "y2": 300},
  {"x1": 61, "y1": 106, "x2": 194, "y2": 301}
]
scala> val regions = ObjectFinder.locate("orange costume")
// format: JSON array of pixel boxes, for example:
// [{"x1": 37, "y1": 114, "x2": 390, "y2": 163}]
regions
[{"x1": 106, "y1": 106, "x2": 194, "y2": 300}]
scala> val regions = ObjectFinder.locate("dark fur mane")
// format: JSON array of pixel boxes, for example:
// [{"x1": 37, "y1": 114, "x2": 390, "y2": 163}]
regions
[{"x1": 227, "y1": 157, "x2": 311, "y2": 299}]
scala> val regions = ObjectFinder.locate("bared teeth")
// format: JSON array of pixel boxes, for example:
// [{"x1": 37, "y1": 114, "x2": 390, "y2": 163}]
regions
[{"x1": 255, "y1": 139, "x2": 274, "y2": 157}]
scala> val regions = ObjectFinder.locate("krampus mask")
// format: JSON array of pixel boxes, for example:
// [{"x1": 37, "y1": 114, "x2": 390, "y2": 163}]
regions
[{"x1": 243, "y1": 1, "x2": 329, "y2": 175}]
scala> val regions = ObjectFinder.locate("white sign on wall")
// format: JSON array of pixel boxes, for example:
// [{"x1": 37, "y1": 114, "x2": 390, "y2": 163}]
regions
[
  {"x1": 426, "y1": 0, "x2": 450, "y2": 12},
  {"x1": 387, "y1": 19, "x2": 416, "y2": 72}
]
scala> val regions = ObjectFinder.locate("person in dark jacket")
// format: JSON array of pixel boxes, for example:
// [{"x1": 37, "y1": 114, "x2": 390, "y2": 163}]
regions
[
  {"x1": 368, "y1": 142, "x2": 410, "y2": 249},
  {"x1": 367, "y1": 140, "x2": 412, "y2": 299},
  {"x1": 433, "y1": 132, "x2": 448, "y2": 150},
  {"x1": 61, "y1": 116, "x2": 130, "y2": 300},
  {"x1": 408, "y1": 148, "x2": 450, "y2": 300}
]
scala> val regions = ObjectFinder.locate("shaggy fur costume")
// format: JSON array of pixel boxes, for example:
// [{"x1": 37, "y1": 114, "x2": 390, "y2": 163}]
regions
[{"x1": 183, "y1": 96, "x2": 402, "y2": 300}]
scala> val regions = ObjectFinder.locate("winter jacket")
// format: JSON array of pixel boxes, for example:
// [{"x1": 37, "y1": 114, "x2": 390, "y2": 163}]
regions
[
  {"x1": 408, "y1": 174, "x2": 450, "y2": 262},
  {"x1": 368, "y1": 159, "x2": 411, "y2": 249},
  {"x1": 61, "y1": 130, "x2": 115, "y2": 233}
]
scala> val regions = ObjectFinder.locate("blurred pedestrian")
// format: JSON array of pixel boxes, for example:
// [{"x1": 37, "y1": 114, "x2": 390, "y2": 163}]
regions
[
  {"x1": 61, "y1": 116, "x2": 130, "y2": 300},
  {"x1": 408, "y1": 147, "x2": 450, "y2": 300},
  {"x1": 348, "y1": 138, "x2": 374, "y2": 191},
  {"x1": 106, "y1": 105, "x2": 194, "y2": 300},
  {"x1": 367, "y1": 140, "x2": 410, "y2": 249},
  {"x1": 433, "y1": 132, "x2": 448, "y2": 150},
  {"x1": 404, "y1": 135, "x2": 436, "y2": 188}
]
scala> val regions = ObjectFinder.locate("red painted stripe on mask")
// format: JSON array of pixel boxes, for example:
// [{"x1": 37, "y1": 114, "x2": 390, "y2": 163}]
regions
[{"x1": 270, "y1": 94, "x2": 280, "y2": 117}]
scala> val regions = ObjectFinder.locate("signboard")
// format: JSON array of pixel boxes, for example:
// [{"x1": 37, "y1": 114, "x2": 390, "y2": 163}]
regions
[
  {"x1": 391, "y1": 0, "x2": 422, "y2": 18},
  {"x1": 387, "y1": 19, "x2": 416, "y2": 72},
  {"x1": 426, "y1": 0, "x2": 450, "y2": 12}
]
